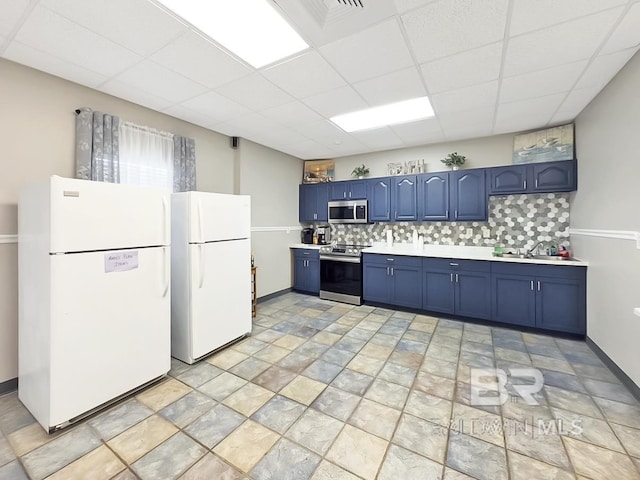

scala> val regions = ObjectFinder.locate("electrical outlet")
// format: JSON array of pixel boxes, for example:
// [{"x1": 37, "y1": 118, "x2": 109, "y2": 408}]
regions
[
  {"x1": 483, "y1": 228, "x2": 491, "y2": 239},
  {"x1": 466, "y1": 228, "x2": 473, "y2": 236}
]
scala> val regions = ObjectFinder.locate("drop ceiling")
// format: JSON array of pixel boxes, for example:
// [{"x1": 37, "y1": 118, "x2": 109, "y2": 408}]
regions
[{"x1": 1, "y1": 0, "x2": 639, "y2": 159}]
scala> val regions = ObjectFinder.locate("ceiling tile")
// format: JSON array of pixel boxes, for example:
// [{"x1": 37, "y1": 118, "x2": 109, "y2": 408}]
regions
[
  {"x1": 220, "y1": 113, "x2": 279, "y2": 136},
  {"x1": 302, "y1": 85, "x2": 368, "y2": 118},
  {"x1": 600, "y1": 3, "x2": 640, "y2": 54},
  {"x1": 246, "y1": 127, "x2": 311, "y2": 149},
  {"x1": 438, "y1": 106, "x2": 495, "y2": 130},
  {"x1": 319, "y1": 19, "x2": 414, "y2": 83},
  {"x1": 0, "y1": 0, "x2": 29, "y2": 37},
  {"x1": 445, "y1": 124, "x2": 495, "y2": 141},
  {"x1": 390, "y1": 118, "x2": 444, "y2": 143},
  {"x1": 151, "y1": 31, "x2": 251, "y2": 89},
  {"x1": 575, "y1": 47, "x2": 638, "y2": 90},
  {"x1": 350, "y1": 127, "x2": 404, "y2": 150},
  {"x1": 509, "y1": 0, "x2": 628, "y2": 37},
  {"x1": 393, "y1": 0, "x2": 439, "y2": 14},
  {"x1": 494, "y1": 93, "x2": 565, "y2": 133},
  {"x1": 39, "y1": 0, "x2": 186, "y2": 56},
  {"x1": 500, "y1": 60, "x2": 588, "y2": 103},
  {"x1": 99, "y1": 79, "x2": 173, "y2": 112},
  {"x1": 420, "y1": 42, "x2": 503, "y2": 94},
  {"x1": 503, "y1": 8, "x2": 624, "y2": 77},
  {"x1": 162, "y1": 104, "x2": 224, "y2": 132},
  {"x1": 215, "y1": 73, "x2": 294, "y2": 111},
  {"x1": 259, "y1": 101, "x2": 324, "y2": 127},
  {"x1": 432, "y1": 81, "x2": 498, "y2": 115},
  {"x1": 402, "y1": 0, "x2": 509, "y2": 63},
  {"x1": 3, "y1": 40, "x2": 108, "y2": 87},
  {"x1": 354, "y1": 66, "x2": 426, "y2": 106},
  {"x1": 14, "y1": 6, "x2": 141, "y2": 77},
  {"x1": 551, "y1": 86, "x2": 601, "y2": 123},
  {"x1": 180, "y1": 91, "x2": 250, "y2": 124},
  {"x1": 108, "y1": 60, "x2": 208, "y2": 104},
  {"x1": 261, "y1": 51, "x2": 346, "y2": 98}
]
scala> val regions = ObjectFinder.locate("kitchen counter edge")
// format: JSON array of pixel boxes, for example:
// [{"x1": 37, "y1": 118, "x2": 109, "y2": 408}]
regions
[{"x1": 290, "y1": 244, "x2": 323, "y2": 250}]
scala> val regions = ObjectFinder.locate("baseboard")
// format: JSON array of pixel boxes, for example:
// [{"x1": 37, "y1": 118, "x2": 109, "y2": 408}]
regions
[
  {"x1": 257, "y1": 288, "x2": 292, "y2": 303},
  {"x1": 0, "y1": 377, "x2": 17, "y2": 395},
  {"x1": 586, "y1": 337, "x2": 640, "y2": 402}
]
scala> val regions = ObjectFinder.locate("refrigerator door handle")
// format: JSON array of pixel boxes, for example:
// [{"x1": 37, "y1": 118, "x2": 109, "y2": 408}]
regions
[
  {"x1": 197, "y1": 200, "x2": 204, "y2": 244},
  {"x1": 162, "y1": 197, "x2": 169, "y2": 246},
  {"x1": 161, "y1": 247, "x2": 170, "y2": 297},
  {"x1": 198, "y1": 244, "x2": 205, "y2": 288}
]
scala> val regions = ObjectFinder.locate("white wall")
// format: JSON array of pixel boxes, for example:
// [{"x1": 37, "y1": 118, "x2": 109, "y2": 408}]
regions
[
  {"x1": 572, "y1": 50, "x2": 640, "y2": 386},
  {"x1": 237, "y1": 139, "x2": 303, "y2": 297},
  {"x1": 0, "y1": 59, "x2": 301, "y2": 384},
  {"x1": 330, "y1": 133, "x2": 516, "y2": 180}
]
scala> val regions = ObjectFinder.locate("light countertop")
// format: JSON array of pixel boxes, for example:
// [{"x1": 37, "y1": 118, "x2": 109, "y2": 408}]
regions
[
  {"x1": 290, "y1": 243, "x2": 323, "y2": 250},
  {"x1": 362, "y1": 243, "x2": 588, "y2": 266}
]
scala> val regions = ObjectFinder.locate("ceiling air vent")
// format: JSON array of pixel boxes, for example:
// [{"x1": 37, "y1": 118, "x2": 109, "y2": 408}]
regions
[{"x1": 337, "y1": 0, "x2": 364, "y2": 7}]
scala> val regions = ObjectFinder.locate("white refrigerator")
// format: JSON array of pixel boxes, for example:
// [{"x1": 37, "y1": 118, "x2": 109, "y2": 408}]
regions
[
  {"x1": 171, "y1": 191, "x2": 252, "y2": 364},
  {"x1": 19, "y1": 176, "x2": 171, "y2": 432}
]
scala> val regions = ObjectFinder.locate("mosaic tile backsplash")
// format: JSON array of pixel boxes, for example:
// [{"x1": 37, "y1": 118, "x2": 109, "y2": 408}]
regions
[{"x1": 321, "y1": 193, "x2": 571, "y2": 251}]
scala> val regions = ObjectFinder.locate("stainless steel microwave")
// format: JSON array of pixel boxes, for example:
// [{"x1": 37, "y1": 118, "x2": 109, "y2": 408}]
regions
[{"x1": 328, "y1": 200, "x2": 368, "y2": 224}]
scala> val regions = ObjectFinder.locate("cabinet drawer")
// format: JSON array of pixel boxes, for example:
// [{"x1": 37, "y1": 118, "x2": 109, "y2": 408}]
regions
[
  {"x1": 423, "y1": 258, "x2": 491, "y2": 272},
  {"x1": 491, "y1": 261, "x2": 585, "y2": 279},
  {"x1": 294, "y1": 249, "x2": 319, "y2": 260},
  {"x1": 363, "y1": 254, "x2": 422, "y2": 268}
]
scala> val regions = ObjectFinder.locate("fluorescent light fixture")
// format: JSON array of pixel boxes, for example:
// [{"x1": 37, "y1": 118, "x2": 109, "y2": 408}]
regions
[
  {"x1": 155, "y1": 0, "x2": 308, "y2": 68},
  {"x1": 331, "y1": 96, "x2": 435, "y2": 132}
]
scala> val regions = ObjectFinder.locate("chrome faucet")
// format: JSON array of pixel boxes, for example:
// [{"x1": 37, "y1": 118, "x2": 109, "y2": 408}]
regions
[{"x1": 526, "y1": 241, "x2": 545, "y2": 258}]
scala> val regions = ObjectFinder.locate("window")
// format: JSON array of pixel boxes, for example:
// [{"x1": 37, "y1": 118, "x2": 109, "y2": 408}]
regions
[{"x1": 119, "y1": 122, "x2": 173, "y2": 190}]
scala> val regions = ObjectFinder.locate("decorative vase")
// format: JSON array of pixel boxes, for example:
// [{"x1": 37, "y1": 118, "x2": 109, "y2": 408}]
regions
[
  {"x1": 358, "y1": 175, "x2": 364, "y2": 179},
  {"x1": 452, "y1": 166, "x2": 460, "y2": 171}
]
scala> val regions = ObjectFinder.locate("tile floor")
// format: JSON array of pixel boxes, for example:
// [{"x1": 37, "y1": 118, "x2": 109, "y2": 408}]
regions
[{"x1": 1, "y1": 292, "x2": 640, "y2": 479}]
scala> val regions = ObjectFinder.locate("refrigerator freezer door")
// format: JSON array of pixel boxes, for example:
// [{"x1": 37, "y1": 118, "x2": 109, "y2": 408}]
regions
[
  {"x1": 189, "y1": 239, "x2": 251, "y2": 360},
  {"x1": 49, "y1": 176, "x2": 170, "y2": 253},
  {"x1": 188, "y1": 192, "x2": 250, "y2": 243},
  {"x1": 47, "y1": 246, "x2": 170, "y2": 427}
]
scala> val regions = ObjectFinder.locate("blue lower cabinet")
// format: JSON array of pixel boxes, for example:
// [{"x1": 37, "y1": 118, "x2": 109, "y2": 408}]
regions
[
  {"x1": 293, "y1": 249, "x2": 320, "y2": 294},
  {"x1": 363, "y1": 254, "x2": 421, "y2": 307},
  {"x1": 491, "y1": 274, "x2": 536, "y2": 327},
  {"x1": 455, "y1": 271, "x2": 491, "y2": 320},
  {"x1": 536, "y1": 276, "x2": 585, "y2": 334},
  {"x1": 423, "y1": 270, "x2": 455, "y2": 314}
]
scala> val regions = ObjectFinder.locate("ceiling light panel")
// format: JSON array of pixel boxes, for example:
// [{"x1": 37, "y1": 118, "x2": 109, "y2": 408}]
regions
[
  {"x1": 155, "y1": 0, "x2": 308, "y2": 68},
  {"x1": 331, "y1": 96, "x2": 435, "y2": 132}
]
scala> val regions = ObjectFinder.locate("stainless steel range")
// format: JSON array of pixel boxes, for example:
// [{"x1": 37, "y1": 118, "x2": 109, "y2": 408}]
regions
[{"x1": 319, "y1": 244, "x2": 369, "y2": 305}]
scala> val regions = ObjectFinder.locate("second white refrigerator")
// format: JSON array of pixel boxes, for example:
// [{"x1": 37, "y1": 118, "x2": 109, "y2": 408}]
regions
[{"x1": 171, "y1": 191, "x2": 252, "y2": 364}]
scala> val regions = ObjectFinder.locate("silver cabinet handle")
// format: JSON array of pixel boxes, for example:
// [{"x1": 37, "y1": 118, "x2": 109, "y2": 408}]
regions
[
  {"x1": 304, "y1": 252, "x2": 310, "y2": 255},
  {"x1": 387, "y1": 258, "x2": 394, "y2": 262},
  {"x1": 387, "y1": 267, "x2": 389, "y2": 275},
  {"x1": 535, "y1": 179, "x2": 539, "y2": 188},
  {"x1": 343, "y1": 192, "x2": 346, "y2": 198},
  {"x1": 349, "y1": 192, "x2": 352, "y2": 198},
  {"x1": 450, "y1": 273, "x2": 454, "y2": 282},
  {"x1": 523, "y1": 180, "x2": 527, "y2": 189},
  {"x1": 455, "y1": 210, "x2": 458, "y2": 218},
  {"x1": 391, "y1": 267, "x2": 394, "y2": 276},
  {"x1": 449, "y1": 263, "x2": 459, "y2": 266},
  {"x1": 455, "y1": 273, "x2": 459, "y2": 283},
  {"x1": 530, "y1": 280, "x2": 534, "y2": 290},
  {"x1": 446, "y1": 209, "x2": 449, "y2": 217},
  {"x1": 537, "y1": 281, "x2": 541, "y2": 291}
]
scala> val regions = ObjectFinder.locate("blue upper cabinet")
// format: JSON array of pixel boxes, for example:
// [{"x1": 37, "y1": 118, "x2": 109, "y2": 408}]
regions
[
  {"x1": 489, "y1": 166, "x2": 528, "y2": 194},
  {"x1": 299, "y1": 183, "x2": 329, "y2": 222},
  {"x1": 368, "y1": 177, "x2": 393, "y2": 222},
  {"x1": 531, "y1": 160, "x2": 576, "y2": 192},
  {"x1": 417, "y1": 172, "x2": 450, "y2": 221},
  {"x1": 488, "y1": 160, "x2": 576, "y2": 195},
  {"x1": 451, "y1": 170, "x2": 487, "y2": 221},
  {"x1": 393, "y1": 175, "x2": 418, "y2": 221},
  {"x1": 329, "y1": 180, "x2": 367, "y2": 201}
]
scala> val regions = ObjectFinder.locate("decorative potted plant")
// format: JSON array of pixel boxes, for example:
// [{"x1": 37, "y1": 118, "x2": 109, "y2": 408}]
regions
[
  {"x1": 441, "y1": 152, "x2": 467, "y2": 170},
  {"x1": 351, "y1": 164, "x2": 370, "y2": 179}
]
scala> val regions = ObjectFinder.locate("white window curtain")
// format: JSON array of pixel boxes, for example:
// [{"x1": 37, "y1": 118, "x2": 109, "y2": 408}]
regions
[{"x1": 119, "y1": 122, "x2": 174, "y2": 190}]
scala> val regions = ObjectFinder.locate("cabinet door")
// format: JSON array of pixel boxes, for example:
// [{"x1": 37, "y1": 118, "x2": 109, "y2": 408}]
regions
[
  {"x1": 391, "y1": 265, "x2": 422, "y2": 309},
  {"x1": 530, "y1": 161, "x2": 576, "y2": 192},
  {"x1": 417, "y1": 172, "x2": 449, "y2": 221},
  {"x1": 489, "y1": 166, "x2": 527, "y2": 194},
  {"x1": 536, "y1": 276, "x2": 585, "y2": 334},
  {"x1": 329, "y1": 182, "x2": 349, "y2": 201},
  {"x1": 451, "y1": 170, "x2": 487, "y2": 221},
  {"x1": 315, "y1": 183, "x2": 330, "y2": 222},
  {"x1": 368, "y1": 178, "x2": 393, "y2": 222},
  {"x1": 491, "y1": 274, "x2": 536, "y2": 327},
  {"x1": 299, "y1": 184, "x2": 312, "y2": 222},
  {"x1": 455, "y1": 271, "x2": 491, "y2": 319},
  {"x1": 394, "y1": 175, "x2": 417, "y2": 221},
  {"x1": 306, "y1": 258, "x2": 320, "y2": 294},
  {"x1": 423, "y1": 269, "x2": 455, "y2": 314},
  {"x1": 349, "y1": 180, "x2": 368, "y2": 199},
  {"x1": 293, "y1": 255, "x2": 308, "y2": 291},
  {"x1": 363, "y1": 264, "x2": 391, "y2": 303}
]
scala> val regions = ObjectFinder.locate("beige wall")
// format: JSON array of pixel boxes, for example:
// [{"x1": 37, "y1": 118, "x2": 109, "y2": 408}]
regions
[
  {"x1": 237, "y1": 139, "x2": 303, "y2": 297},
  {"x1": 572, "y1": 50, "x2": 640, "y2": 386},
  {"x1": 331, "y1": 133, "x2": 516, "y2": 180},
  {"x1": 0, "y1": 59, "x2": 301, "y2": 384}
]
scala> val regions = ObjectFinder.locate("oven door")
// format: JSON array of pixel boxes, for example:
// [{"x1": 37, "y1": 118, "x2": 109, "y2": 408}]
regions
[{"x1": 319, "y1": 255, "x2": 362, "y2": 305}]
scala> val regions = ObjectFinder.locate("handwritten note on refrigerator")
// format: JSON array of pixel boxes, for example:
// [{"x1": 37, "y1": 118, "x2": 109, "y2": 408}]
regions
[{"x1": 105, "y1": 251, "x2": 139, "y2": 273}]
